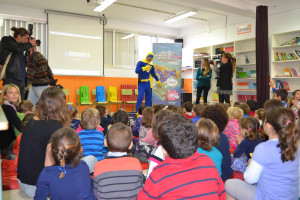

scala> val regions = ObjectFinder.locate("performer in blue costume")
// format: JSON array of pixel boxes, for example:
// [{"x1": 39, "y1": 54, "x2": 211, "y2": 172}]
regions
[{"x1": 135, "y1": 52, "x2": 162, "y2": 112}]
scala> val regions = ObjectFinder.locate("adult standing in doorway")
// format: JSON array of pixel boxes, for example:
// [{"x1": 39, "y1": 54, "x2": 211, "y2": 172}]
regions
[
  {"x1": 196, "y1": 58, "x2": 212, "y2": 104},
  {"x1": 26, "y1": 38, "x2": 55, "y2": 106},
  {"x1": 135, "y1": 52, "x2": 162, "y2": 112},
  {"x1": 214, "y1": 53, "x2": 235, "y2": 104},
  {"x1": 0, "y1": 27, "x2": 35, "y2": 100}
]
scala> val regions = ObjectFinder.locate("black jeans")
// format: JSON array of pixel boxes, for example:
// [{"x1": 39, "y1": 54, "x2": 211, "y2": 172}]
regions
[
  {"x1": 219, "y1": 94, "x2": 230, "y2": 104},
  {"x1": 196, "y1": 86, "x2": 210, "y2": 104},
  {"x1": 3, "y1": 78, "x2": 25, "y2": 100}
]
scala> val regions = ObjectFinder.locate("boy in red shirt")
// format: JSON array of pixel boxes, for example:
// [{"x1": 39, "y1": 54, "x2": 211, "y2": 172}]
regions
[
  {"x1": 183, "y1": 101, "x2": 195, "y2": 119},
  {"x1": 136, "y1": 113, "x2": 225, "y2": 200}
]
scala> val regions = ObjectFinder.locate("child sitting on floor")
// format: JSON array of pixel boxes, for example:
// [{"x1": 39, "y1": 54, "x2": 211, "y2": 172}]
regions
[
  {"x1": 138, "y1": 107, "x2": 153, "y2": 140},
  {"x1": 291, "y1": 89, "x2": 300, "y2": 119},
  {"x1": 94, "y1": 123, "x2": 144, "y2": 199},
  {"x1": 255, "y1": 108, "x2": 264, "y2": 127},
  {"x1": 132, "y1": 105, "x2": 146, "y2": 137},
  {"x1": 223, "y1": 106, "x2": 244, "y2": 148},
  {"x1": 246, "y1": 100, "x2": 258, "y2": 117},
  {"x1": 69, "y1": 105, "x2": 80, "y2": 130},
  {"x1": 239, "y1": 103, "x2": 250, "y2": 118},
  {"x1": 78, "y1": 108, "x2": 105, "y2": 161},
  {"x1": 183, "y1": 101, "x2": 194, "y2": 119},
  {"x1": 137, "y1": 113, "x2": 225, "y2": 199},
  {"x1": 14, "y1": 100, "x2": 34, "y2": 138},
  {"x1": 95, "y1": 105, "x2": 112, "y2": 136},
  {"x1": 147, "y1": 109, "x2": 173, "y2": 178},
  {"x1": 226, "y1": 107, "x2": 300, "y2": 200},
  {"x1": 196, "y1": 118, "x2": 223, "y2": 176},
  {"x1": 192, "y1": 104, "x2": 205, "y2": 124},
  {"x1": 35, "y1": 127, "x2": 96, "y2": 200},
  {"x1": 232, "y1": 117, "x2": 266, "y2": 173}
]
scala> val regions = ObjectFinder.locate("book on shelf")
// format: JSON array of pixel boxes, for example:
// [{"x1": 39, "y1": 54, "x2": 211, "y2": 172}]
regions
[
  {"x1": 237, "y1": 95, "x2": 257, "y2": 102},
  {"x1": 290, "y1": 68, "x2": 298, "y2": 77},
  {"x1": 225, "y1": 46, "x2": 234, "y2": 53},
  {"x1": 274, "y1": 52, "x2": 299, "y2": 61},
  {"x1": 284, "y1": 68, "x2": 291, "y2": 77},
  {"x1": 236, "y1": 67, "x2": 256, "y2": 78},
  {"x1": 248, "y1": 83, "x2": 256, "y2": 90},
  {"x1": 276, "y1": 80, "x2": 290, "y2": 91},
  {"x1": 276, "y1": 68, "x2": 299, "y2": 77},
  {"x1": 280, "y1": 37, "x2": 300, "y2": 46},
  {"x1": 295, "y1": 50, "x2": 300, "y2": 58}
]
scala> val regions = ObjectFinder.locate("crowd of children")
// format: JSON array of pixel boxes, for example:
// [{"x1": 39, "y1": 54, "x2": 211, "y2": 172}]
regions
[{"x1": 0, "y1": 83, "x2": 299, "y2": 200}]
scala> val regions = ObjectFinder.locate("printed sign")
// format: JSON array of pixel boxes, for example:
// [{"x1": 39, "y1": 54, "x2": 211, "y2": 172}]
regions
[{"x1": 237, "y1": 24, "x2": 251, "y2": 35}]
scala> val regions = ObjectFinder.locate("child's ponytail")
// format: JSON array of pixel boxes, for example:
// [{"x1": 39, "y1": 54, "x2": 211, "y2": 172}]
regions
[
  {"x1": 277, "y1": 121, "x2": 299, "y2": 162},
  {"x1": 58, "y1": 149, "x2": 67, "y2": 179},
  {"x1": 266, "y1": 107, "x2": 300, "y2": 163},
  {"x1": 51, "y1": 127, "x2": 83, "y2": 179},
  {"x1": 240, "y1": 117, "x2": 261, "y2": 141}
]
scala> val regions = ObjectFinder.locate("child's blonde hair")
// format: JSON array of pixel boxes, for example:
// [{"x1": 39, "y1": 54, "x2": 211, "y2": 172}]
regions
[
  {"x1": 227, "y1": 107, "x2": 244, "y2": 120},
  {"x1": 81, "y1": 108, "x2": 100, "y2": 130},
  {"x1": 0, "y1": 84, "x2": 21, "y2": 105}
]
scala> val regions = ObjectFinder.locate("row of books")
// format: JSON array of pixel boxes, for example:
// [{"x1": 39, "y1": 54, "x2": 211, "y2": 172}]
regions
[
  {"x1": 283, "y1": 68, "x2": 299, "y2": 77},
  {"x1": 274, "y1": 50, "x2": 300, "y2": 61},
  {"x1": 237, "y1": 95, "x2": 257, "y2": 102},
  {"x1": 236, "y1": 67, "x2": 256, "y2": 78},
  {"x1": 276, "y1": 80, "x2": 290, "y2": 91},
  {"x1": 237, "y1": 82, "x2": 256, "y2": 90},
  {"x1": 280, "y1": 37, "x2": 300, "y2": 46}
]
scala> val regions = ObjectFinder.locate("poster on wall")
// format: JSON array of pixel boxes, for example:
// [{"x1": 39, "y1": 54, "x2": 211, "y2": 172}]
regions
[{"x1": 152, "y1": 43, "x2": 182, "y2": 106}]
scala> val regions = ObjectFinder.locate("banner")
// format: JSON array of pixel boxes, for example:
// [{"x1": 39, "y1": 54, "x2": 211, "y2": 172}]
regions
[{"x1": 152, "y1": 43, "x2": 182, "y2": 106}]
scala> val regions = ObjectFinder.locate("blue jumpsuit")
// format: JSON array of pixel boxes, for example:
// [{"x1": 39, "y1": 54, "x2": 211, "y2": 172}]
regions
[{"x1": 135, "y1": 61, "x2": 159, "y2": 112}]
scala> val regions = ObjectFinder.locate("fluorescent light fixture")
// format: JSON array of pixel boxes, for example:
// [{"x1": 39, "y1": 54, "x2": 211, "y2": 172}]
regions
[
  {"x1": 164, "y1": 10, "x2": 197, "y2": 23},
  {"x1": 94, "y1": 0, "x2": 117, "y2": 12},
  {"x1": 49, "y1": 31, "x2": 102, "y2": 40},
  {"x1": 121, "y1": 33, "x2": 134, "y2": 40}
]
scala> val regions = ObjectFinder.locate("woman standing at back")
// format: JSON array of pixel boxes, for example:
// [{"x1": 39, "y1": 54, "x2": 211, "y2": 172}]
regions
[
  {"x1": 196, "y1": 58, "x2": 212, "y2": 104},
  {"x1": 214, "y1": 53, "x2": 235, "y2": 104},
  {"x1": 17, "y1": 87, "x2": 70, "y2": 197}
]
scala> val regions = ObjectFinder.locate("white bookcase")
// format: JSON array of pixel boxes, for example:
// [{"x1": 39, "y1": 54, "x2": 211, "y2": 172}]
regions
[
  {"x1": 192, "y1": 38, "x2": 256, "y2": 104},
  {"x1": 234, "y1": 38, "x2": 257, "y2": 102},
  {"x1": 271, "y1": 30, "x2": 300, "y2": 95}
]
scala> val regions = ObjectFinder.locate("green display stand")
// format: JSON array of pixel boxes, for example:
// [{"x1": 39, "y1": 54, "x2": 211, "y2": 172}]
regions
[{"x1": 80, "y1": 86, "x2": 90, "y2": 103}]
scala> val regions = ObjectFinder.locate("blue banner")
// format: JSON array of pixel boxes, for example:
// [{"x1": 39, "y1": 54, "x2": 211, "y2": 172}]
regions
[{"x1": 152, "y1": 43, "x2": 182, "y2": 106}]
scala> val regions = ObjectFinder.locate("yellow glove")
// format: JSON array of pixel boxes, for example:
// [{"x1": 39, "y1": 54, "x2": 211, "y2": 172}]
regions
[
  {"x1": 157, "y1": 80, "x2": 162, "y2": 87},
  {"x1": 142, "y1": 65, "x2": 152, "y2": 72}
]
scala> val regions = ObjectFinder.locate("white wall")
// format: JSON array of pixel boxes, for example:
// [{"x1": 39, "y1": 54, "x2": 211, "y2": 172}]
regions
[
  {"x1": 181, "y1": 8, "x2": 300, "y2": 77},
  {"x1": 0, "y1": 3, "x2": 180, "y2": 78}
]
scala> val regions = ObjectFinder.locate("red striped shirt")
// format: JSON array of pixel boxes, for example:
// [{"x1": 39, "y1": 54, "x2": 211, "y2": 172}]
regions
[{"x1": 136, "y1": 152, "x2": 226, "y2": 200}]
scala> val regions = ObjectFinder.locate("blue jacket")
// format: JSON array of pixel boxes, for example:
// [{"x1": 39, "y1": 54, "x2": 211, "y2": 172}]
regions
[
  {"x1": 196, "y1": 68, "x2": 212, "y2": 88},
  {"x1": 135, "y1": 61, "x2": 159, "y2": 81}
]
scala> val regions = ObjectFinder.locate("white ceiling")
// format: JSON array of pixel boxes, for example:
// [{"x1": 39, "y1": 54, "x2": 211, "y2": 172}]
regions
[{"x1": 0, "y1": 0, "x2": 299, "y2": 29}]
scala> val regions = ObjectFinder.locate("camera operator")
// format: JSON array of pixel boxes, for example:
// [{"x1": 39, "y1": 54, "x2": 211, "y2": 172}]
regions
[
  {"x1": 26, "y1": 38, "x2": 55, "y2": 107},
  {"x1": 0, "y1": 27, "x2": 36, "y2": 100}
]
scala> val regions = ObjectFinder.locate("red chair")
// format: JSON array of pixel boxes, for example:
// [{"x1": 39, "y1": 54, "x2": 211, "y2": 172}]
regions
[{"x1": 140, "y1": 162, "x2": 149, "y2": 170}]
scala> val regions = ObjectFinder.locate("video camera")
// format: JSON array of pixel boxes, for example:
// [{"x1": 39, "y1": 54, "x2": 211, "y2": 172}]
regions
[{"x1": 28, "y1": 24, "x2": 41, "y2": 47}]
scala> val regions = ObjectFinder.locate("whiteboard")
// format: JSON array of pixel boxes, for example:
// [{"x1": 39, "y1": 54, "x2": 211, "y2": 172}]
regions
[{"x1": 48, "y1": 13, "x2": 104, "y2": 76}]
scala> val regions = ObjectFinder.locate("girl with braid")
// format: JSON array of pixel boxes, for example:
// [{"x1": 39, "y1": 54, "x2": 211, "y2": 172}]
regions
[
  {"x1": 35, "y1": 127, "x2": 96, "y2": 200},
  {"x1": 226, "y1": 107, "x2": 300, "y2": 200}
]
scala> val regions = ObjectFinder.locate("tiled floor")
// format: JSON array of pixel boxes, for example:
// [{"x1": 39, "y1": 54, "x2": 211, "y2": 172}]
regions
[{"x1": 3, "y1": 189, "x2": 32, "y2": 200}]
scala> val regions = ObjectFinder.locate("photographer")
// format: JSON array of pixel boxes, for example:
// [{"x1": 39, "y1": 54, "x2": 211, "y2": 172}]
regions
[
  {"x1": 214, "y1": 53, "x2": 235, "y2": 104},
  {"x1": 26, "y1": 38, "x2": 55, "y2": 107},
  {"x1": 0, "y1": 27, "x2": 36, "y2": 100}
]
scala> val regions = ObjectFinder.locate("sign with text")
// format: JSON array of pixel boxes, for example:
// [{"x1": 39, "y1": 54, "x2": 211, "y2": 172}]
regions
[
  {"x1": 152, "y1": 43, "x2": 182, "y2": 106},
  {"x1": 237, "y1": 24, "x2": 252, "y2": 35}
]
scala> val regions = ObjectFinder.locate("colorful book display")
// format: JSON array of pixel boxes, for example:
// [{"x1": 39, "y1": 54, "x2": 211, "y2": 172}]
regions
[{"x1": 280, "y1": 37, "x2": 300, "y2": 46}]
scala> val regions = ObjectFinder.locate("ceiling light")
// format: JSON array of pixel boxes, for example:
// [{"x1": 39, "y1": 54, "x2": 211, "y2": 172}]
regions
[
  {"x1": 94, "y1": 0, "x2": 116, "y2": 12},
  {"x1": 121, "y1": 33, "x2": 135, "y2": 39},
  {"x1": 164, "y1": 10, "x2": 197, "y2": 23}
]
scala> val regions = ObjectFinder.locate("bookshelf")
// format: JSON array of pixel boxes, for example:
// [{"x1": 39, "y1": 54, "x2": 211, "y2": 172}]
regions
[
  {"x1": 271, "y1": 30, "x2": 300, "y2": 94},
  {"x1": 234, "y1": 38, "x2": 257, "y2": 102}
]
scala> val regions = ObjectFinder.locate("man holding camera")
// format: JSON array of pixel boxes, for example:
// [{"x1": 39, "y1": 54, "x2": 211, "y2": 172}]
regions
[
  {"x1": 0, "y1": 27, "x2": 36, "y2": 99},
  {"x1": 26, "y1": 38, "x2": 55, "y2": 107}
]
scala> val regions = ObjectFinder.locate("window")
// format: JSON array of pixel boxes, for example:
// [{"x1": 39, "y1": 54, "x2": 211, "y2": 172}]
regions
[
  {"x1": 0, "y1": 18, "x2": 47, "y2": 56},
  {"x1": 104, "y1": 30, "x2": 113, "y2": 66},
  {"x1": 114, "y1": 32, "x2": 135, "y2": 68}
]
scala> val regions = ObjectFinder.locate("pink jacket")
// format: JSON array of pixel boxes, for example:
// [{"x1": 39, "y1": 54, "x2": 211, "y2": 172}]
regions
[{"x1": 223, "y1": 118, "x2": 240, "y2": 148}]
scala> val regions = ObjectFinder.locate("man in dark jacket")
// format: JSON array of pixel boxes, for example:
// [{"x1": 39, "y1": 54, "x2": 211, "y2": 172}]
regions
[{"x1": 0, "y1": 27, "x2": 35, "y2": 99}]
